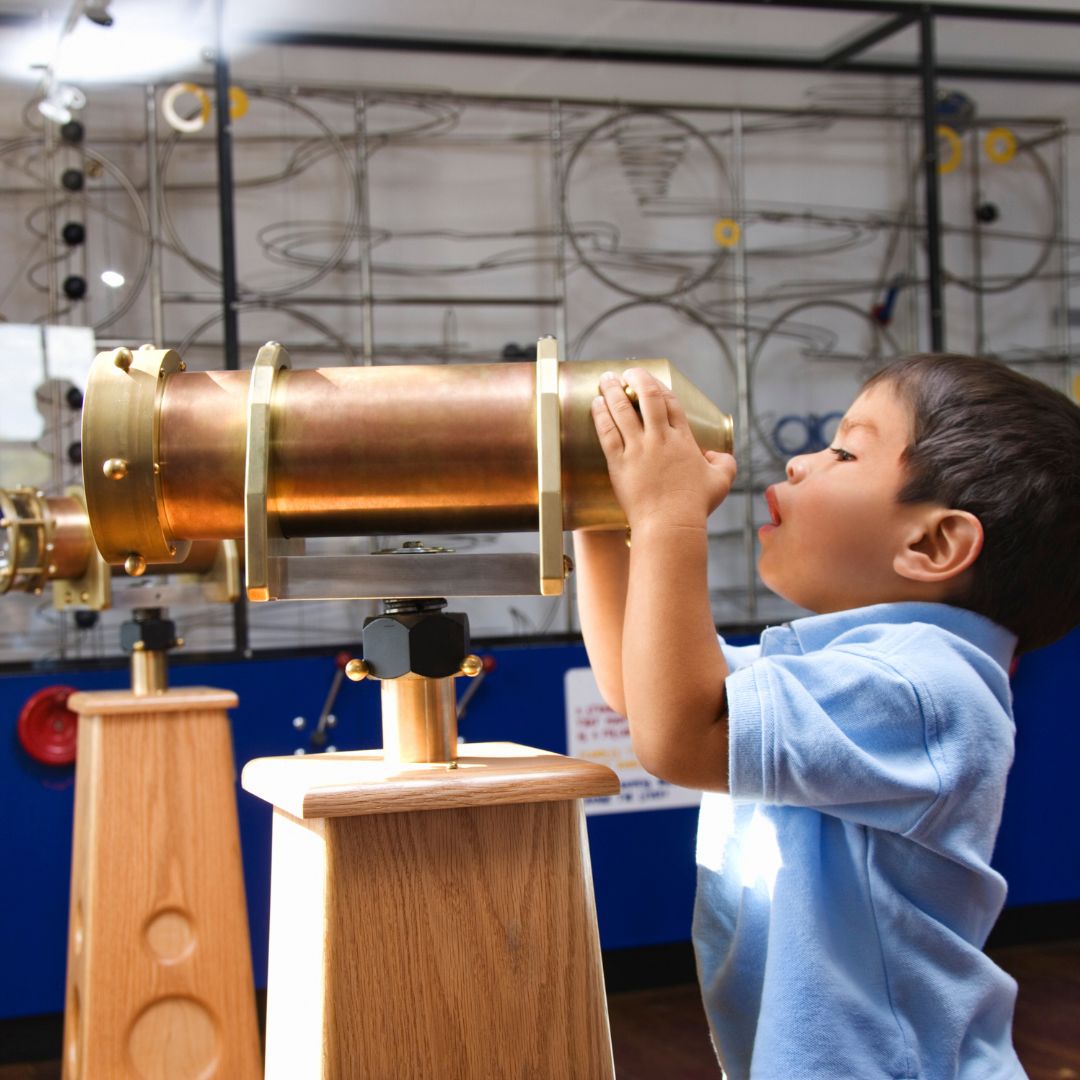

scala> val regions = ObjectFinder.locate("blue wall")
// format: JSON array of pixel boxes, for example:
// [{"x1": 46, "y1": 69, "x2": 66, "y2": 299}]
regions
[{"x1": 1, "y1": 626, "x2": 1077, "y2": 1019}]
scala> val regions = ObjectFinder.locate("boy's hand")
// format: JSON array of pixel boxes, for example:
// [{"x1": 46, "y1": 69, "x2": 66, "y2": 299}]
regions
[{"x1": 592, "y1": 367, "x2": 736, "y2": 531}]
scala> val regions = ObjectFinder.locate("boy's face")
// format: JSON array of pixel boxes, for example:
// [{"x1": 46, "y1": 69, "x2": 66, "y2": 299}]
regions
[{"x1": 758, "y1": 380, "x2": 938, "y2": 613}]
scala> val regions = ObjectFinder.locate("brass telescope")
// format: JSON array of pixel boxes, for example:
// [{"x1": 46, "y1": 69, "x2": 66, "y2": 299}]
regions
[
  {"x1": 0, "y1": 486, "x2": 233, "y2": 606},
  {"x1": 81, "y1": 337, "x2": 733, "y2": 604}
]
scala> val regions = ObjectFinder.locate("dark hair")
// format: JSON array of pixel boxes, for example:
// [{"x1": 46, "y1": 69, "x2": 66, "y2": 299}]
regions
[{"x1": 864, "y1": 353, "x2": 1080, "y2": 653}]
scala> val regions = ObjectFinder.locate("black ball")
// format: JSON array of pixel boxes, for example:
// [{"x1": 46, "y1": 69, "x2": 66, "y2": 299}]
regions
[
  {"x1": 62, "y1": 275, "x2": 87, "y2": 300},
  {"x1": 65, "y1": 386, "x2": 84, "y2": 410},
  {"x1": 74, "y1": 610, "x2": 99, "y2": 630},
  {"x1": 60, "y1": 169, "x2": 84, "y2": 192},
  {"x1": 61, "y1": 221, "x2": 85, "y2": 246},
  {"x1": 60, "y1": 120, "x2": 85, "y2": 145},
  {"x1": 67, "y1": 440, "x2": 82, "y2": 464},
  {"x1": 975, "y1": 202, "x2": 1000, "y2": 224}
]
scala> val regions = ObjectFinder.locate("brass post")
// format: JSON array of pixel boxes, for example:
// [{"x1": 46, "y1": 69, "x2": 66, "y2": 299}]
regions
[
  {"x1": 379, "y1": 675, "x2": 457, "y2": 768},
  {"x1": 129, "y1": 646, "x2": 169, "y2": 697}
]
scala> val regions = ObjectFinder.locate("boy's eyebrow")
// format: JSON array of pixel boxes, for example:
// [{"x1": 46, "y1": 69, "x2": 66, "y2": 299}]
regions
[{"x1": 837, "y1": 417, "x2": 879, "y2": 438}]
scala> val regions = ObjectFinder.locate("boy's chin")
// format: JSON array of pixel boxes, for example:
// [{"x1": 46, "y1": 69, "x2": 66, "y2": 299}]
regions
[{"x1": 757, "y1": 566, "x2": 829, "y2": 615}]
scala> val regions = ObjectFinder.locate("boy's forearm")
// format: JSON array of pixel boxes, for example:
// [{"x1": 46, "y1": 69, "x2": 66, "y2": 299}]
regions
[
  {"x1": 572, "y1": 529, "x2": 630, "y2": 716},
  {"x1": 622, "y1": 520, "x2": 730, "y2": 792}
]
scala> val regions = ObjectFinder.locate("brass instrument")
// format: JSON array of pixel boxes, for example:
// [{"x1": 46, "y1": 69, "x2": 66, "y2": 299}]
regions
[
  {"x1": 79, "y1": 336, "x2": 732, "y2": 759},
  {"x1": 1, "y1": 485, "x2": 239, "y2": 695},
  {"x1": 81, "y1": 337, "x2": 732, "y2": 600}
]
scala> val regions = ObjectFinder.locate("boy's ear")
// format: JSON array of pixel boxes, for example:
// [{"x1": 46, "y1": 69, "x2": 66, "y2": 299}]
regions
[{"x1": 894, "y1": 508, "x2": 983, "y2": 583}]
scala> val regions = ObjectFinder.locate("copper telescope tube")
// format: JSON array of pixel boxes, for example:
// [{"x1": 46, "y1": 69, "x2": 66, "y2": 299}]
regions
[
  {"x1": 151, "y1": 358, "x2": 733, "y2": 543},
  {"x1": 157, "y1": 362, "x2": 734, "y2": 540}
]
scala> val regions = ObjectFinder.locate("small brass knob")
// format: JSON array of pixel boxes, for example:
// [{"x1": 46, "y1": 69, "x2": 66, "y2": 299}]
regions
[
  {"x1": 113, "y1": 347, "x2": 133, "y2": 372},
  {"x1": 124, "y1": 553, "x2": 147, "y2": 577},
  {"x1": 344, "y1": 658, "x2": 369, "y2": 682},
  {"x1": 460, "y1": 654, "x2": 483, "y2": 678},
  {"x1": 102, "y1": 457, "x2": 129, "y2": 480}
]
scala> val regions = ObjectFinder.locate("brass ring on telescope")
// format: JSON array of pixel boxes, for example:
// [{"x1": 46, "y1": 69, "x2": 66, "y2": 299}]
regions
[
  {"x1": 535, "y1": 337, "x2": 564, "y2": 596},
  {"x1": 244, "y1": 341, "x2": 291, "y2": 602},
  {"x1": 82, "y1": 345, "x2": 191, "y2": 570}
]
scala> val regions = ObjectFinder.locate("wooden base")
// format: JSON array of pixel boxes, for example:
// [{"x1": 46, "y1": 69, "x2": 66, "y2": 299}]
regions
[
  {"x1": 243, "y1": 743, "x2": 620, "y2": 1080},
  {"x1": 63, "y1": 688, "x2": 261, "y2": 1080}
]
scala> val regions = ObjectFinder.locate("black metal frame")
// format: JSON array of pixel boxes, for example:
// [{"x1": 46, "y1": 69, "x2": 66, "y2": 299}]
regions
[
  {"x1": 4, "y1": 0, "x2": 1070, "y2": 673},
  {"x1": 238, "y1": 0, "x2": 1079, "y2": 362}
]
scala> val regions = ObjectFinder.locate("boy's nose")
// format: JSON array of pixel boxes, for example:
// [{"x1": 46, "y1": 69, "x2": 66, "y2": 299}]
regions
[{"x1": 786, "y1": 454, "x2": 808, "y2": 483}]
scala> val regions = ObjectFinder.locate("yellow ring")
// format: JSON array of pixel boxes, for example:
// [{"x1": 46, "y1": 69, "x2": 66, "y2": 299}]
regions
[
  {"x1": 161, "y1": 82, "x2": 211, "y2": 134},
  {"x1": 984, "y1": 127, "x2": 1017, "y2": 165},
  {"x1": 713, "y1": 218, "x2": 741, "y2": 248},
  {"x1": 229, "y1": 86, "x2": 249, "y2": 121},
  {"x1": 937, "y1": 125, "x2": 962, "y2": 175}
]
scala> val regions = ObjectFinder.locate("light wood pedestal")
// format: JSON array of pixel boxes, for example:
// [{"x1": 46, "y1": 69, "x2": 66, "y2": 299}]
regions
[
  {"x1": 242, "y1": 742, "x2": 621, "y2": 1080},
  {"x1": 63, "y1": 688, "x2": 262, "y2": 1080}
]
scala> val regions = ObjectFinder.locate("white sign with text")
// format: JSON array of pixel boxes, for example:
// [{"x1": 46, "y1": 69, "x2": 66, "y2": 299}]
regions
[{"x1": 564, "y1": 666, "x2": 703, "y2": 816}]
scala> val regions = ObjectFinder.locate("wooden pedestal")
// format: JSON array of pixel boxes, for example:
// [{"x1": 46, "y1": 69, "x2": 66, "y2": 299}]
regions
[
  {"x1": 242, "y1": 742, "x2": 621, "y2": 1080},
  {"x1": 63, "y1": 688, "x2": 262, "y2": 1080}
]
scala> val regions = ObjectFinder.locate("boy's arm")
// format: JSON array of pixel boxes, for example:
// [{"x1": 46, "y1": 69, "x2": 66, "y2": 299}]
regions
[
  {"x1": 572, "y1": 529, "x2": 630, "y2": 717},
  {"x1": 592, "y1": 368, "x2": 736, "y2": 793}
]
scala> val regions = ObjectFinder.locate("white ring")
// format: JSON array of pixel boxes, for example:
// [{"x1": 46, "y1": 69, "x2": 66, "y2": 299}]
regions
[{"x1": 161, "y1": 82, "x2": 210, "y2": 134}]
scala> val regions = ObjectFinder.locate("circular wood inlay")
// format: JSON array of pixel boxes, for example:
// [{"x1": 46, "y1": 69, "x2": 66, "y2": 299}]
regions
[
  {"x1": 128, "y1": 997, "x2": 218, "y2": 1079},
  {"x1": 145, "y1": 908, "x2": 195, "y2": 963}
]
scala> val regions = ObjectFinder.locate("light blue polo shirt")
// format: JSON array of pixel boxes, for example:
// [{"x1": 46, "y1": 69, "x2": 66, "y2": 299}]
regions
[{"x1": 694, "y1": 602, "x2": 1026, "y2": 1080}]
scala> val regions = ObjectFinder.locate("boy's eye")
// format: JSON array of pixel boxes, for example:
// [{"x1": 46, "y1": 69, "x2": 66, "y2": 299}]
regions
[{"x1": 829, "y1": 446, "x2": 856, "y2": 462}]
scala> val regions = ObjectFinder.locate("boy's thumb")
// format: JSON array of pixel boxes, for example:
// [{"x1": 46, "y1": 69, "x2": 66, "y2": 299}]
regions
[{"x1": 705, "y1": 450, "x2": 737, "y2": 475}]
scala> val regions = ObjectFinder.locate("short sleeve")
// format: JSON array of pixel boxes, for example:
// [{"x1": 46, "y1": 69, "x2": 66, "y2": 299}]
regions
[
  {"x1": 717, "y1": 635, "x2": 761, "y2": 673},
  {"x1": 725, "y1": 646, "x2": 942, "y2": 833}
]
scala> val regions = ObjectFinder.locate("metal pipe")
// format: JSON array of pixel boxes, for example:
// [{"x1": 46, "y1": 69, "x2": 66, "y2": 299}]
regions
[
  {"x1": 213, "y1": 0, "x2": 240, "y2": 371},
  {"x1": 130, "y1": 647, "x2": 168, "y2": 696},
  {"x1": 919, "y1": 10, "x2": 945, "y2": 351},
  {"x1": 731, "y1": 109, "x2": 756, "y2": 621},
  {"x1": 1055, "y1": 124, "x2": 1072, "y2": 396},
  {"x1": 161, "y1": 293, "x2": 564, "y2": 307},
  {"x1": 970, "y1": 126, "x2": 986, "y2": 356},
  {"x1": 380, "y1": 675, "x2": 457, "y2": 766},
  {"x1": 354, "y1": 94, "x2": 375, "y2": 366},
  {"x1": 145, "y1": 84, "x2": 165, "y2": 346},
  {"x1": 212, "y1": 0, "x2": 249, "y2": 656}
]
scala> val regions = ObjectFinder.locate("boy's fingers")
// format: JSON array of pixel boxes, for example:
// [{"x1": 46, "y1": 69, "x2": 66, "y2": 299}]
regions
[
  {"x1": 591, "y1": 395, "x2": 625, "y2": 453},
  {"x1": 663, "y1": 387, "x2": 690, "y2": 431},
  {"x1": 598, "y1": 370, "x2": 642, "y2": 441},
  {"x1": 706, "y1": 451, "x2": 738, "y2": 483},
  {"x1": 621, "y1": 367, "x2": 669, "y2": 430}
]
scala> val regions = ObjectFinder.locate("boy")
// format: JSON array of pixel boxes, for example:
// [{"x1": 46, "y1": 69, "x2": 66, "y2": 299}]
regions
[{"x1": 574, "y1": 353, "x2": 1080, "y2": 1079}]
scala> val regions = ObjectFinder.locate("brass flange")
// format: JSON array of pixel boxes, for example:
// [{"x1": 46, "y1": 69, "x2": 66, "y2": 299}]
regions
[{"x1": 81, "y1": 345, "x2": 191, "y2": 571}]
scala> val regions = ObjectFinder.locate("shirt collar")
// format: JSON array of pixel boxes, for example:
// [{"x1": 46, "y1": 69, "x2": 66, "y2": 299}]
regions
[{"x1": 785, "y1": 602, "x2": 1017, "y2": 671}]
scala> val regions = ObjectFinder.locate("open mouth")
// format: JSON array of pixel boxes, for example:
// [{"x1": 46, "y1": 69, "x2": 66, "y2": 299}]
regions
[{"x1": 764, "y1": 485, "x2": 782, "y2": 526}]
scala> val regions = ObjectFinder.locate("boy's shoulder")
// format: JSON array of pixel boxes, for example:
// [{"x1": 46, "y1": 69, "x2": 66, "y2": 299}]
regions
[
  {"x1": 722, "y1": 604, "x2": 1017, "y2": 723},
  {"x1": 769, "y1": 602, "x2": 1016, "y2": 709},
  {"x1": 789, "y1": 601, "x2": 1014, "y2": 663}
]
